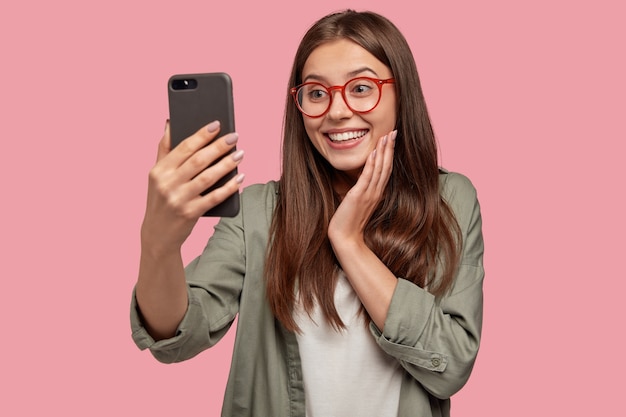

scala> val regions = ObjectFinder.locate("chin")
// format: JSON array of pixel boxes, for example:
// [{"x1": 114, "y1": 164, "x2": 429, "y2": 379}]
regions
[{"x1": 328, "y1": 159, "x2": 367, "y2": 176}]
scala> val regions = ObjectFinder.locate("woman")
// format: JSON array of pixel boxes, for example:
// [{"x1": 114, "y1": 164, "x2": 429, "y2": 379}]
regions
[{"x1": 132, "y1": 9, "x2": 484, "y2": 417}]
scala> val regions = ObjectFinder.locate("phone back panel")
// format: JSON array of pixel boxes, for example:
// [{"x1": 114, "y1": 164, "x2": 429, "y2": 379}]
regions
[{"x1": 167, "y1": 72, "x2": 239, "y2": 217}]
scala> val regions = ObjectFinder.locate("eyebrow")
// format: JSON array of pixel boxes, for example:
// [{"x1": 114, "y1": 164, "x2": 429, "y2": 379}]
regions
[{"x1": 303, "y1": 66, "x2": 380, "y2": 83}]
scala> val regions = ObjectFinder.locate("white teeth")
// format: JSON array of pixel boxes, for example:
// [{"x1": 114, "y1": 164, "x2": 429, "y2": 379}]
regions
[{"x1": 328, "y1": 130, "x2": 368, "y2": 142}]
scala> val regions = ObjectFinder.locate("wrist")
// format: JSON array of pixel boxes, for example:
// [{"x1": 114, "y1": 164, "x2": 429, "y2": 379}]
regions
[
  {"x1": 140, "y1": 236, "x2": 183, "y2": 262},
  {"x1": 330, "y1": 234, "x2": 368, "y2": 259}
]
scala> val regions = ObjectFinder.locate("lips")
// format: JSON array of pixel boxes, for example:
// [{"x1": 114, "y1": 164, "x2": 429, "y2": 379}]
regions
[{"x1": 327, "y1": 129, "x2": 368, "y2": 142}]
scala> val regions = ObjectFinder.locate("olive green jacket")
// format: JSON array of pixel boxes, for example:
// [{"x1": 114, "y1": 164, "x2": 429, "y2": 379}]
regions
[{"x1": 131, "y1": 170, "x2": 484, "y2": 417}]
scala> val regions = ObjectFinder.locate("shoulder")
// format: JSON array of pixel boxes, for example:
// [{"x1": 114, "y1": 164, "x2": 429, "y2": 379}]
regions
[
  {"x1": 241, "y1": 181, "x2": 279, "y2": 201},
  {"x1": 438, "y1": 168, "x2": 481, "y2": 229},
  {"x1": 238, "y1": 181, "x2": 279, "y2": 223},
  {"x1": 439, "y1": 168, "x2": 478, "y2": 201}
]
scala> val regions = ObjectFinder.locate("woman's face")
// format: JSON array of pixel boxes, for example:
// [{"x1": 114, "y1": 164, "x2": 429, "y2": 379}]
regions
[{"x1": 301, "y1": 39, "x2": 397, "y2": 182}]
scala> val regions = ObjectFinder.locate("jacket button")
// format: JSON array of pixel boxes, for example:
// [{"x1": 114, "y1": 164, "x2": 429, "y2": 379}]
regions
[{"x1": 431, "y1": 358, "x2": 441, "y2": 367}]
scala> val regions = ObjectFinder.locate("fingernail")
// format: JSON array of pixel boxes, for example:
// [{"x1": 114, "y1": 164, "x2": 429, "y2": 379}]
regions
[
  {"x1": 382, "y1": 135, "x2": 388, "y2": 146},
  {"x1": 371, "y1": 149, "x2": 377, "y2": 159},
  {"x1": 236, "y1": 173, "x2": 245, "y2": 184},
  {"x1": 207, "y1": 120, "x2": 220, "y2": 132},
  {"x1": 391, "y1": 130, "x2": 398, "y2": 142},
  {"x1": 231, "y1": 149, "x2": 244, "y2": 162},
  {"x1": 225, "y1": 132, "x2": 239, "y2": 145}
]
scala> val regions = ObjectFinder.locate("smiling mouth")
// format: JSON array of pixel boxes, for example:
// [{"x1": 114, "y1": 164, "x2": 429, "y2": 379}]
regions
[{"x1": 327, "y1": 130, "x2": 368, "y2": 143}]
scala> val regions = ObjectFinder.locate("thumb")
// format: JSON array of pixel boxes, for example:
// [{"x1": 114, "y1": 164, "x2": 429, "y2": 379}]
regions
[{"x1": 156, "y1": 119, "x2": 172, "y2": 162}]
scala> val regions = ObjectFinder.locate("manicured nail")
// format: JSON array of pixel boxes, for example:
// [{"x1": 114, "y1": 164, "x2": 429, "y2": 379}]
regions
[
  {"x1": 371, "y1": 149, "x2": 377, "y2": 159},
  {"x1": 382, "y1": 135, "x2": 388, "y2": 146},
  {"x1": 225, "y1": 132, "x2": 239, "y2": 145},
  {"x1": 390, "y1": 130, "x2": 398, "y2": 142},
  {"x1": 235, "y1": 173, "x2": 245, "y2": 184},
  {"x1": 207, "y1": 120, "x2": 220, "y2": 132},
  {"x1": 231, "y1": 149, "x2": 244, "y2": 162}
]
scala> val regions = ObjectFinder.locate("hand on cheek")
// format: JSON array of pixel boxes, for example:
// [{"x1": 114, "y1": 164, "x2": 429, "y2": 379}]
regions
[{"x1": 328, "y1": 130, "x2": 397, "y2": 245}]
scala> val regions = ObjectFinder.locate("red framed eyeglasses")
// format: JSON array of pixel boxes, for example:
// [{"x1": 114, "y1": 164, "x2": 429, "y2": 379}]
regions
[{"x1": 290, "y1": 77, "x2": 395, "y2": 118}]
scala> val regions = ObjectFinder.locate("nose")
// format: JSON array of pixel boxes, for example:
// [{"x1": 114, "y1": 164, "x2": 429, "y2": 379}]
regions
[{"x1": 326, "y1": 88, "x2": 353, "y2": 120}]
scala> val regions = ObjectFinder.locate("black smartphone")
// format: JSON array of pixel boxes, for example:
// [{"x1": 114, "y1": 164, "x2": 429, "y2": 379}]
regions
[{"x1": 168, "y1": 72, "x2": 240, "y2": 217}]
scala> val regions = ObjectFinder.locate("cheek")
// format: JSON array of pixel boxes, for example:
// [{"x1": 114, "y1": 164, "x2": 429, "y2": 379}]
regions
[
  {"x1": 303, "y1": 119, "x2": 322, "y2": 143},
  {"x1": 369, "y1": 111, "x2": 397, "y2": 134},
  {"x1": 379, "y1": 94, "x2": 398, "y2": 129},
  {"x1": 365, "y1": 95, "x2": 397, "y2": 134}
]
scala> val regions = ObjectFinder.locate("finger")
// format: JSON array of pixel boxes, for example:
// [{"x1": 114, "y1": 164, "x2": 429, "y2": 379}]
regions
[
  {"x1": 161, "y1": 120, "x2": 222, "y2": 169},
  {"x1": 374, "y1": 130, "x2": 396, "y2": 192},
  {"x1": 351, "y1": 146, "x2": 376, "y2": 195},
  {"x1": 177, "y1": 131, "x2": 239, "y2": 182},
  {"x1": 183, "y1": 147, "x2": 244, "y2": 198},
  {"x1": 360, "y1": 133, "x2": 388, "y2": 195},
  {"x1": 186, "y1": 172, "x2": 245, "y2": 218},
  {"x1": 156, "y1": 120, "x2": 172, "y2": 162}
]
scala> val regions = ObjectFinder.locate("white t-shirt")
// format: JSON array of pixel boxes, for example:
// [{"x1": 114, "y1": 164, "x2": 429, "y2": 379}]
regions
[{"x1": 294, "y1": 271, "x2": 403, "y2": 417}]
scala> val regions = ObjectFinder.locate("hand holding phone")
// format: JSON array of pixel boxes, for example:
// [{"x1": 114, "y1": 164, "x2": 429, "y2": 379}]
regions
[{"x1": 168, "y1": 72, "x2": 240, "y2": 217}]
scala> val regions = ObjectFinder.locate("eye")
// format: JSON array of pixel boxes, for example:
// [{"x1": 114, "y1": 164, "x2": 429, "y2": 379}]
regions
[
  {"x1": 348, "y1": 78, "x2": 376, "y2": 96},
  {"x1": 307, "y1": 87, "x2": 328, "y2": 101},
  {"x1": 353, "y1": 84, "x2": 371, "y2": 94}
]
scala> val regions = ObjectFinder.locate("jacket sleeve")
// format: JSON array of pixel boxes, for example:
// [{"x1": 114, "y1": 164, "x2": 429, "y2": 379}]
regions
[
  {"x1": 130, "y1": 196, "x2": 247, "y2": 364},
  {"x1": 370, "y1": 172, "x2": 485, "y2": 399}
]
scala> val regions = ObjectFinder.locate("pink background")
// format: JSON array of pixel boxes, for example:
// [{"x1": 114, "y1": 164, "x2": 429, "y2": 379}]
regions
[{"x1": 1, "y1": 0, "x2": 624, "y2": 415}]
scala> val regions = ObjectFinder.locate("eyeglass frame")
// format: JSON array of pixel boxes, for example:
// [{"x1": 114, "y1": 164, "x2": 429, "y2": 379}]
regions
[{"x1": 290, "y1": 77, "x2": 396, "y2": 118}]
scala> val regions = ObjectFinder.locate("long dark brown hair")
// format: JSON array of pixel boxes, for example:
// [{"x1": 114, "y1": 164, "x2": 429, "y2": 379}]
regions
[{"x1": 265, "y1": 10, "x2": 462, "y2": 332}]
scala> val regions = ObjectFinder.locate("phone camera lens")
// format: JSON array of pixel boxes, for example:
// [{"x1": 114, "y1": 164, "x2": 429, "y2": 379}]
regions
[{"x1": 172, "y1": 79, "x2": 198, "y2": 90}]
